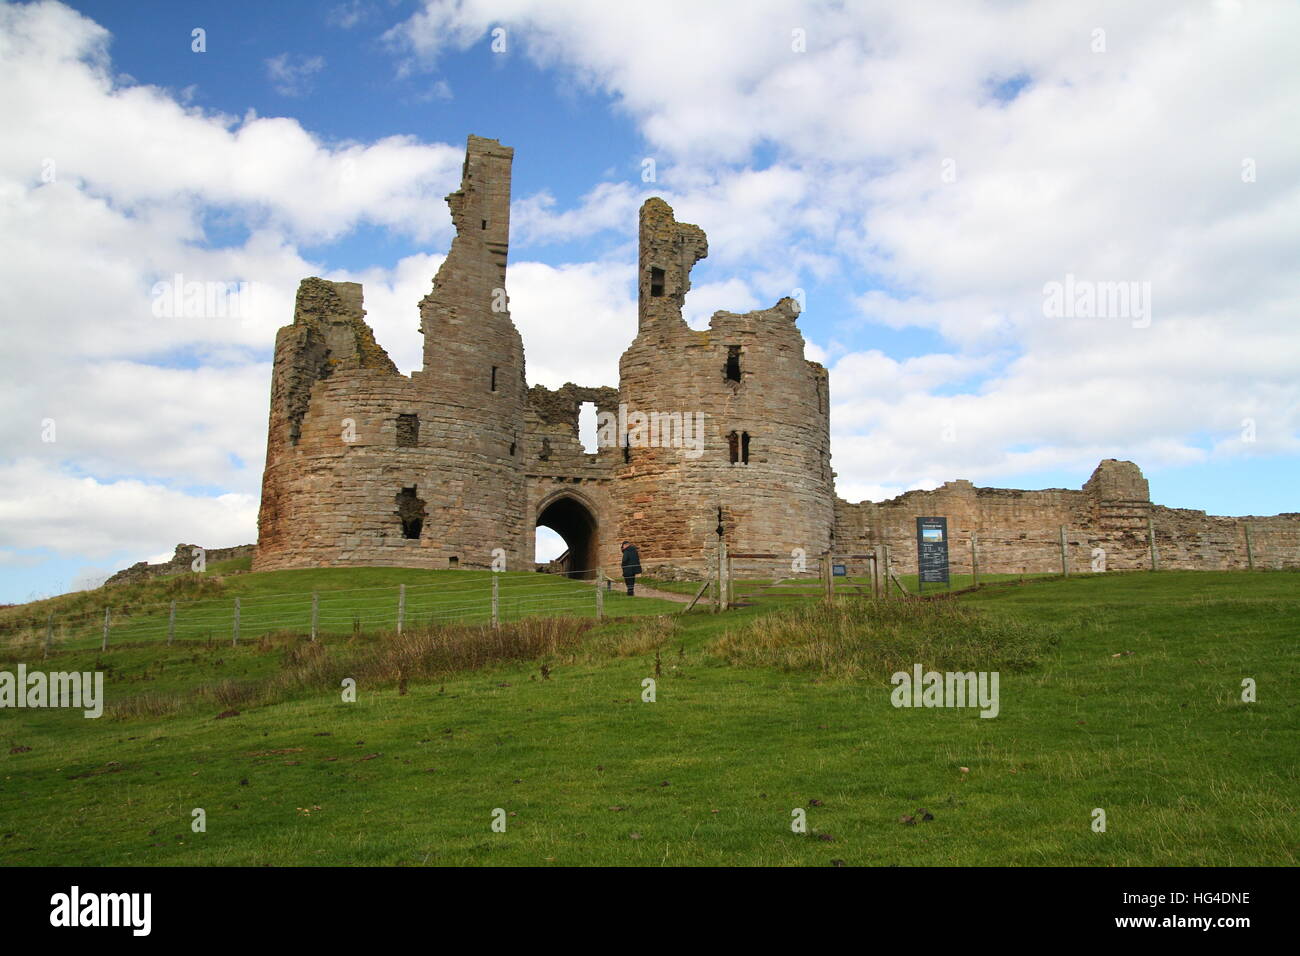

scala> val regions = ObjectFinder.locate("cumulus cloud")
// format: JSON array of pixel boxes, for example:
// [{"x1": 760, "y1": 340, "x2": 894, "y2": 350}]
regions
[
  {"x1": 265, "y1": 53, "x2": 326, "y2": 97},
  {"x1": 390, "y1": 0, "x2": 1300, "y2": 499},
  {"x1": 0, "y1": 1, "x2": 470, "y2": 591}
]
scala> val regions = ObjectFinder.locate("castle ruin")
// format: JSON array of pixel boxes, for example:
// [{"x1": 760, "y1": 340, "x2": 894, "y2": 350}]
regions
[{"x1": 254, "y1": 135, "x2": 1300, "y2": 579}]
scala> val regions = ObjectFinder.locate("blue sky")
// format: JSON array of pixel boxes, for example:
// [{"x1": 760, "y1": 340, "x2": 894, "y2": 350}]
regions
[{"x1": 2, "y1": 0, "x2": 1298, "y2": 602}]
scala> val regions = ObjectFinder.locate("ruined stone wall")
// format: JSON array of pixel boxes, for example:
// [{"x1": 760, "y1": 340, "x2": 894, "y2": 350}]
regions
[
  {"x1": 104, "y1": 543, "x2": 256, "y2": 587},
  {"x1": 610, "y1": 199, "x2": 835, "y2": 578},
  {"x1": 253, "y1": 135, "x2": 1297, "y2": 584},
  {"x1": 524, "y1": 383, "x2": 619, "y2": 576},
  {"x1": 254, "y1": 136, "x2": 530, "y2": 572},
  {"x1": 832, "y1": 459, "x2": 1300, "y2": 576}
]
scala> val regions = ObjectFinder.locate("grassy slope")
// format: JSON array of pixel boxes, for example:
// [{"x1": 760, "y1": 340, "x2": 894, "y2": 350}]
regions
[
  {"x1": 1, "y1": 567, "x2": 670, "y2": 653},
  {"x1": 1, "y1": 570, "x2": 1295, "y2": 866}
]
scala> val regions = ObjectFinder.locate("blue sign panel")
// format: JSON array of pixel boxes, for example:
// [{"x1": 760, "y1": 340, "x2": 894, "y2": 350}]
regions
[{"x1": 916, "y1": 516, "x2": 950, "y2": 585}]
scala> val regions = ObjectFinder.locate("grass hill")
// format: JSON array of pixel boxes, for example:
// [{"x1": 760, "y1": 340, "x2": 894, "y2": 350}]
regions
[{"x1": 0, "y1": 567, "x2": 1295, "y2": 866}]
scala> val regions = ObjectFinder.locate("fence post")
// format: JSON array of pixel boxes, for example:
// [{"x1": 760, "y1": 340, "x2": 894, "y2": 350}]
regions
[
  {"x1": 232, "y1": 597, "x2": 240, "y2": 646},
  {"x1": 491, "y1": 573, "x2": 500, "y2": 628},
  {"x1": 882, "y1": 544, "x2": 891, "y2": 600},
  {"x1": 102, "y1": 607, "x2": 110, "y2": 651},
  {"x1": 595, "y1": 571, "x2": 604, "y2": 621},
  {"x1": 167, "y1": 600, "x2": 176, "y2": 645},
  {"x1": 710, "y1": 559, "x2": 719, "y2": 614},
  {"x1": 727, "y1": 554, "x2": 734, "y2": 608},
  {"x1": 311, "y1": 591, "x2": 319, "y2": 642},
  {"x1": 1148, "y1": 516, "x2": 1159, "y2": 571},
  {"x1": 971, "y1": 532, "x2": 980, "y2": 587},
  {"x1": 1244, "y1": 523, "x2": 1255, "y2": 570},
  {"x1": 397, "y1": 584, "x2": 406, "y2": 635},
  {"x1": 1060, "y1": 526, "x2": 1069, "y2": 576},
  {"x1": 44, "y1": 611, "x2": 53, "y2": 658},
  {"x1": 718, "y1": 538, "x2": 728, "y2": 611}
]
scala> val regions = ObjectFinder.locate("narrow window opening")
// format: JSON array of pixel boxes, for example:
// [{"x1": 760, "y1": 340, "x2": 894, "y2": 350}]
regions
[
  {"x1": 395, "y1": 486, "x2": 426, "y2": 540},
  {"x1": 491, "y1": 366, "x2": 498, "y2": 392},
  {"x1": 725, "y1": 346, "x2": 741, "y2": 382},
  {"x1": 482, "y1": 219, "x2": 488, "y2": 230},
  {"x1": 578, "y1": 402, "x2": 599, "y2": 453},
  {"x1": 396, "y1": 413, "x2": 419, "y2": 448},
  {"x1": 728, "y1": 431, "x2": 740, "y2": 464},
  {"x1": 448, "y1": 556, "x2": 458, "y2": 567},
  {"x1": 540, "y1": 438, "x2": 551, "y2": 461},
  {"x1": 716, "y1": 507, "x2": 725, "y2": 537},
  {"x1": 509, "y1": 441, "x2": 517, "y2": 456},
  {"x1": 741, "y1": 431, "x2": 751, "y2": 464},
  {"x1": 649, "y1": 266, "x2": 665, "y2": 298},
  {"x1": 622, "y1": 434, "x2": 631, "y2": 463}
]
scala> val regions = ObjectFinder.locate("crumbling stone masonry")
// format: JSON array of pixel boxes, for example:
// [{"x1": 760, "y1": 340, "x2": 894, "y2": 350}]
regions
[{"x1": 254, "y1": 134, "x2": 1300, "y2": 579}]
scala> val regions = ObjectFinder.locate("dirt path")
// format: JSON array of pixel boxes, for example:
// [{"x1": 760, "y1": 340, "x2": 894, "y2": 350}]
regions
[{"x1": 625, "y1": 583, "x2": 694, "y2": 604}]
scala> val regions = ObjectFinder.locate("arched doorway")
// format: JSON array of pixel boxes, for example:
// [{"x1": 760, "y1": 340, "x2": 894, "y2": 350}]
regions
[{"x1": 536, "y1": 494, "x2": 599, "y2": 579}]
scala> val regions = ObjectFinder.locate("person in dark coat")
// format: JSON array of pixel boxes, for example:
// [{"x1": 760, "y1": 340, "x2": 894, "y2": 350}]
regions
[{"x1": 620, "y1": 541, "x2": 642, "y2": 596}]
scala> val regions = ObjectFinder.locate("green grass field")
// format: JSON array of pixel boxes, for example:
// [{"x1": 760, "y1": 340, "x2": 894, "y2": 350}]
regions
[{"x1": 1, "y1": 569, "x2": 1295, "y2": 866}]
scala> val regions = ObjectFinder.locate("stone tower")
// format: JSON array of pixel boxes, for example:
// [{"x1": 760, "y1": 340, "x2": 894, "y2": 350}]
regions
[
  {"x1": 254, "y1": 135, "x2": 529, "y2": 571},
  {"x1": 412, "y1": 134, "x2": 529, "y2": 567},
  {"x1": 608, "y1": 198, "x2": 835, "y2": 574}
]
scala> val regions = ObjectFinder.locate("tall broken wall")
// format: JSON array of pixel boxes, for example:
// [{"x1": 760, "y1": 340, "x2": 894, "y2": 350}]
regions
[
  {"x1": 254, "y1": 135, "x2": 530, "y2": 572},
  {"x1": 610, "y1": 198, "x2": 835, "y2": 576}
]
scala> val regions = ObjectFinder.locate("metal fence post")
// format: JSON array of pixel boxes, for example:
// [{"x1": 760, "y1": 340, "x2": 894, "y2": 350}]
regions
[
  {"x1": 232, "y1": 597, "x2": 240, "y2": 646},
  {"x1": 1244, "y1": 523, "x2": 1255, "y2": 570},
  {"x1": 1148, "y1": 516, "x2": 1159, "y2": 571},
  {"x1": 595, "y1": 571, "x2": 604, "y2": 621},
  {"x1": 102, "y1": 607, "x2": 110, "y2": 651},
  {"x1": 397, "y1": 584, "x2": 406, "y2": 635},
  {"x1": 311, "y1": 591, "x2": 319, "y2": 642},
  {"x1": 971, "y1": 532, "x2": 980, "y2": 587},
  {"x1": 167, "y1": 600, "x2": 176, "y2": 645},
  {"x1": 44, "y1": 612, "x2": 53, "y2": 658},
  {"x1": 1060, "y1": 526, "x2": 1069, "y2": 576}
]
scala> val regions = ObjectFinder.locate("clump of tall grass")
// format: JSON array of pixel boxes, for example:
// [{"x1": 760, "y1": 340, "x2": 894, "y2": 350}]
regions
[
  {"x1": 107, "y1": 692, "x2": 184, "y2": 720},
  {"x1": 711, "y1": 598, "x2": 1055, "y2": 679},
  {"x1": 575, "y1": 614, "x2": 680, "y2": 661},
  {"x1": 274, "y1": 616, "x2": 595, "y2": 695}
]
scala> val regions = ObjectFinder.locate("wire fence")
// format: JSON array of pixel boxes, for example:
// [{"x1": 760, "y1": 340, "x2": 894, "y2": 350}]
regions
[
  {"x1": 8, "y1": 522, "x2": 1297, "y2": 655},
  {"x1": 6, "y1": 568, "x2": 642, "y2": 656}
]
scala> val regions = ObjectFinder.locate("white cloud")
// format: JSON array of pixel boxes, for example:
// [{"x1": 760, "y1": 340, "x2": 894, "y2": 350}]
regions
[
  {"x1": 0, "y1": 459, "x2": 257, "y2": 560},
  {"x1": 390, "y1": 0, "x2": 1300, "y2": 496},
  {"x1": 0, "y1": 3, "x2": 465, "y2": 243},
  {"x1": 265, "y1": 53, "x2": 326, "y2": 97}
]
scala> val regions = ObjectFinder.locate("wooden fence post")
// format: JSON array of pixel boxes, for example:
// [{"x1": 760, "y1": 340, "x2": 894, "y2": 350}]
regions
[
  {"x1": 491, "y1": 573, "x2": 500, "y2": 628},
  {"x1": 595, "y1": 571, "x2": 604, "y2": 621},
  {"x1": 1060, "y1": 526, "x2": 1069, "y2": 576},
  {"x1": 1148, "y1": 516, "x2": 1159, "y2": 571},
  {"x1": 718, "y1": 538, "x2": 728, "y2": 611},
  {"x1": 397, "y1": 584, "x2": 406, "y2": 635},
  {"x1": 882, "y1": 544, "x2": 891, "y2": 600},
  {"x1": 232, "y1": 597, "x2": 240, "y2": 646},
  {"x1": 167, "y1": 600, "x2": 176, "y2": 645},
  {"x1": 102, "y1": 607, "x2": 110, "y2": 651},
  {"x1": 971, "y1": 532, "x2": 980, "y2": 587},
  {"x1": 1244, "y1": 523, "x2": 1255, "y2": 570},
  {"x1": 310, "y1": 591, "x2": 319, "y2": 642}
]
